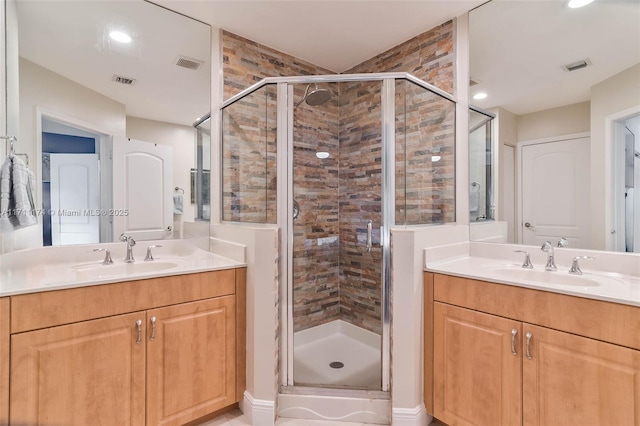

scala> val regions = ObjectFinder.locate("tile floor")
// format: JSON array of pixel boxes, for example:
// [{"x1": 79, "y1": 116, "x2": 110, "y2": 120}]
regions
[{"x1": 198, "y1": 409, "x2": 387, "y2": 426}]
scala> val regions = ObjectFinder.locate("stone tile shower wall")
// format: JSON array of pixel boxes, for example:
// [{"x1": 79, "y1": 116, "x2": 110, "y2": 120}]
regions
[
  {"x1": 337, "y1": 81, "x2": 384, "y2": 334},
  {"x1": 222, "y1": 22, "x2": 455, "y2": 334},
  {"x1": 221, "y1": 85, "x2": 277, "y2": 223},
  {"x1": 338, "y1": 22, "x2": 455, "y2": 333},
  {"x1": 291, "y1": 86, "x2": 341, "y2": 331},
  {"x1": 223, "y1": 32, "x2": 343, "y2": 332}
]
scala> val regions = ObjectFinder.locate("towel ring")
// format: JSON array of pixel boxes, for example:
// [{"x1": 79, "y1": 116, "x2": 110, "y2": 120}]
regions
[{"x1": 174, "y1": 187, "x2": 184, "y2": 194}]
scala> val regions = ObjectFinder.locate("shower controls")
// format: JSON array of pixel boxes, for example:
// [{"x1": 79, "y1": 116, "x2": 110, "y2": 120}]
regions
[{"x1": 366, "y1": 220, "x2": 373, "y2": 252}]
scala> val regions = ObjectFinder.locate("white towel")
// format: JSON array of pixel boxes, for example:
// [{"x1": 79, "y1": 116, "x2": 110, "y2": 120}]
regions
[
  {"x1": 173, "y1": 192, "x2": 183, "y2": 215},
  {"x1": 0, "y1": 156, "x2": 37, "y2": 230}
]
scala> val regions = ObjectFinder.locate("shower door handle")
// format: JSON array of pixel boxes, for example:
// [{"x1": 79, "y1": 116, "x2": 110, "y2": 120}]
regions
[{"x1": 366, "y1": 220, "x2": 373, "y2": 252}]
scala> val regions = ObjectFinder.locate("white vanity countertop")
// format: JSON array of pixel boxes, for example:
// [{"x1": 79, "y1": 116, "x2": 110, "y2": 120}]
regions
[
  {"x1": 424, "y1": 242, "x2": 640, "y2": 308},
  {"x1": 0, "y1": 240, "x2": 246, "y2": 297}
]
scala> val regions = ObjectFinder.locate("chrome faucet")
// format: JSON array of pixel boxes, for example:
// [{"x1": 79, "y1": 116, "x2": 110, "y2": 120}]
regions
[
  {"x1": 541, "y1": 241, "x2": 557, "y2": 271},
  {"x1": 119, "y1": 233, "x2": 136, "y2": 263},
  {"x1": 541, "y1": 237, "x2": 568, "y2": 271},
  {"x1": 513, "y1": 250, "x2": 533, "y2": 269},
  {"x1": 569, "y1": 256, "x2": 595, "y2": 275}
]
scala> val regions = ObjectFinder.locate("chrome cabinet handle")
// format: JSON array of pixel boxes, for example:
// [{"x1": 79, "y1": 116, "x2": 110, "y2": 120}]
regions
[
  {"x1": 150, "y1": 316, "x2": 156, "y2": 341},
  {"x1": 366, "y1": 220, "x2": 372, "y2": 252},
  {"x1": 525, "y1": 331, "x2": 533, "y2": 360},
  {"x1": 136, "y1": 319, "x2": 142, "y2": 344},
  {"x1": 511, "y1": 328, "x2": 518, "y2": 355}
]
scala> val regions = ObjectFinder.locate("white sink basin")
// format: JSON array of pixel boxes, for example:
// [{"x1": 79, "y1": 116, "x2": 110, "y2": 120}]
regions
[
  {"x1": 74, "y1": 261, "x2": 181, "y2": 281},
  {"x1": 491, "y1": 267, "x2": 623, "y2": 288}
]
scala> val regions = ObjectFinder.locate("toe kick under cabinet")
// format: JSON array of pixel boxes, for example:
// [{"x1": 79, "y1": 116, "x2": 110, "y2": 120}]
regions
[
  {"x1": 6, "y1": 267, "x2": 246, "y2": 426},
  {"x1": 423, "y1": 272, "x2": 640, "y2": 426}
]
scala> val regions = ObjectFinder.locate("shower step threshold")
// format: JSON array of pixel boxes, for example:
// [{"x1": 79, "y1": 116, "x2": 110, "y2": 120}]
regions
[{"x1": 279, "y1": 385, "x2": 390, "y2": 400}]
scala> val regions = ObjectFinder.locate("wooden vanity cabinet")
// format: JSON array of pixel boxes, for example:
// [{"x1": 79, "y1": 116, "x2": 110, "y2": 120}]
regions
[
  {"x1": 146, "y1": 296, "x2": 236, "y2": 426},
  {"x1": 0, "y1": 298, "x2": 9, "y2": 426},
  {"x1": 8, "y1": 268, "x2": 246, "y2": 426},
  {"x1": 425, "y1": 272, "x2": 640, "y2": 426},
  {"x1": 11, "y1": 312, "x2": 147, "y2": 425}
]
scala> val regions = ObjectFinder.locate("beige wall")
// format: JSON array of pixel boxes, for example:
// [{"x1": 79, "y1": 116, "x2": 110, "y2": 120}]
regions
[
  {"x1": 126, "y1": 116, "x2": 196, "y2": 222},
  {"x1": 2, "y1": 58, "x2": 127, "y2": 252},
  {"x1": 516, "y1": 101, "x2": 590, "y2": 142},
  {"x1": 590, "y1": 63, "x2": 640, "y2": 249}
]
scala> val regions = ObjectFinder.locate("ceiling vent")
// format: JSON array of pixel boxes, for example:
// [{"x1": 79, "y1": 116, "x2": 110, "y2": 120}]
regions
[
  {"x1": 562, "y1": 58, "x2": 592, "y2": 72},
  {"x1": 175, "y1": 55, "x2": 204, "y2": 71},
  {"x1": 112, "y1": 74, "x2": 136, "y2": 85}
]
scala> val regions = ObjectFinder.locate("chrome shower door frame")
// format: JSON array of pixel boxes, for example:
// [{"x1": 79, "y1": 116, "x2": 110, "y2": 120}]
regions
[{"x1": 280, "y1": 75, "x2": 396, "y2": 393}]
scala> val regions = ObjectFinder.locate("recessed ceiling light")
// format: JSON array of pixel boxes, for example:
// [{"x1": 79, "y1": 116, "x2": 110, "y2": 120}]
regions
[
  {"x1": 196, "y1": 117, "x2": 201, "y2": 121},
  {"x1": 109, "y1": 31, "x2": 132, "y2": 44},
  {"x1": 473, "y1": 92, "x2": 488, "y2": 100},
  {"x1": 431, "y1": 155, "x2": 441, "y2": 162},
  {"x1": 316, "y1": 151, "x2": 330, "y2": 159},
  {"x1": 568, "y1": 0, "x2": 595, "y2": 8}
]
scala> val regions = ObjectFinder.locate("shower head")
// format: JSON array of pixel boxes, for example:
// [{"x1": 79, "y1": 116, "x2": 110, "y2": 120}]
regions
[{"x1": 295, "y1": 83, "x2": 332, "y2": 108}]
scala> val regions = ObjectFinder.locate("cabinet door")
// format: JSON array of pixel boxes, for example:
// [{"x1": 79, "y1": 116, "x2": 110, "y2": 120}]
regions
[
  {"x1": 523, "y1": 324, "x2": 640, "y2": 426},
  {"x1": 434, "y1": 302, "x2": 522, "y2": 426},
  {"x1": 146, "y1": 296, "x2": 236, "y2": 426},
  {"x1": 11, "y1": 312, "x2": 146, "y2": 425}
]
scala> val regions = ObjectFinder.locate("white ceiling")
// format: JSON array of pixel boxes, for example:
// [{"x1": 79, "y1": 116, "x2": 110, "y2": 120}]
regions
[
  {"x1": 154, "y1": 0, "x2": 484, "y2": 73},
  {"x1": 469, "y1": 0, "x2": 640, "y2": 115},
  {"x1": 17, "y1": 0, "x2": 637, "y2": 126},
  {"x1": 17, "y1": 0, "x2": 211, "y2": 127}
]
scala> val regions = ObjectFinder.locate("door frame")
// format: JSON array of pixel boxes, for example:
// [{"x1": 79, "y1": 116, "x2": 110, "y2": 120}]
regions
[
  {"x1": 515, "y1": 132, "x2": 589, "y2": 244},
  {"x1": 278, "y1": 80, "x2": 392, "y2": 392},
  {"x1": 35, "y1": 107, "x2": 114, "y2": 243},
  {"x1": 604, "y1": 104, "x2": 640, "y2": 251}
]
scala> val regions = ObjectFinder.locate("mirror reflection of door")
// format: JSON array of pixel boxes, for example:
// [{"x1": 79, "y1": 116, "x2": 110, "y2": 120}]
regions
[
  {"x1": 520, "y1": 137, "x2": 590, "y2": 248},
  {"x1": 612, "y1": 114, "x2": 640, "y2": 252},
  {"x1": 112, "y1": 138, "x2": 173, "y2": 241},
  {"x1": 41, "y1": 118, "x2": 111, "y2": 246}
]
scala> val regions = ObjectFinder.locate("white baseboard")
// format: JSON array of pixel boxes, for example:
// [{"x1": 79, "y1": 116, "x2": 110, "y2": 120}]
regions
[
  {"x1": 392, "y1": 403, "x2": 432, "y2": 426},
  {"x1": 240, "y1": 391, "x2": 275, "y2": 426}
]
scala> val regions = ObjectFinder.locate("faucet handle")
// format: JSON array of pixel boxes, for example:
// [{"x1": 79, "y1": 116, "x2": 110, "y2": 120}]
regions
[
  {"x1": 93, "y1": 248, "x2": 114, "y2": 265},
  {"x1": 569, "y1": 256, "x2": 594, "y2": 275},
  {"x1": 557, "y1": 237, "x2": 569, "y2": 248},
  {"x1": 541, "y1": 241, "x2": 552, "y2": 252},
  {"x1": 145, "y1": 245, "x2": 162, "y2": 261},
  {"x1": 513, "y1": 250, "x2": 533, "y2": 269}
]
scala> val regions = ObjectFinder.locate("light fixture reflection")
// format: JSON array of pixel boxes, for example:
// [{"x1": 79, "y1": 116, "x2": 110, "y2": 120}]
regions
[
  {"x1": 431, "y1": 155, "x2": 441, "y2": 162},
  {"x1": 109, "y1": 30, "x2": 132, "y2": 44},
  {"x1": 568, "y1": 0, "x2": 594, "y2": 8},
  {"x1": 316, "y1": 151, "x2": 330, "y2": 159},
  {"x1": 473, "y1": 92, "x2": 488, "y2": 100}
]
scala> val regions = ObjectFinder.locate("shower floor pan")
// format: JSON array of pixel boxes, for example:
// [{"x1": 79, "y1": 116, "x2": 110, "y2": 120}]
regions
[{"x1": 293, "y1": 320, "x2": 381, "y2": 389}]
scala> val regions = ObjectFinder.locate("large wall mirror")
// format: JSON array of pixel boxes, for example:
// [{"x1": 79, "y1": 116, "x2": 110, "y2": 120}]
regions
[
  {"x1": 469, "y1": 0, "x2": 640, "y2": 253},
  {"x1": 2, "y1": 0, "x2": 211, "y2": 252}
]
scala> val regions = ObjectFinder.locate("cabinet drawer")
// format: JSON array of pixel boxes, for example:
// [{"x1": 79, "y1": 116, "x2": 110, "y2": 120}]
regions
[
  {"x1": 433, "y1": 273, "x2": 640, "y2": 351},
  {"x1": 12, "y1": 269, "x2": 236, "y2": 333}
]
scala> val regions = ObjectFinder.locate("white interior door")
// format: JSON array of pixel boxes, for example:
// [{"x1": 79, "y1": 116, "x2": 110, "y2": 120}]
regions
[
  {"x1": 112, "y1": 138, "x2": 173, "y2": 241},
  {"x1": 521, "y1": 137, "x2": 590, "y2": 248},
  {"x1": 50, "y1": 154, "x2": 100, "y2": 245}
]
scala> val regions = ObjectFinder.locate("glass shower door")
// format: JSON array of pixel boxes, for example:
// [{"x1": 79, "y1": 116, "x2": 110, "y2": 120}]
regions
[{"x1": 290, "y1": 80, "x2": 384, "y2": 390}]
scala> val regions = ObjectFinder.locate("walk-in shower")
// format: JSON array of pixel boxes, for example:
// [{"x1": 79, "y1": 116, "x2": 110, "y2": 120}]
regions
[{"x1": 220, "y1": 72, "x2": 455, "y2": 419}]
